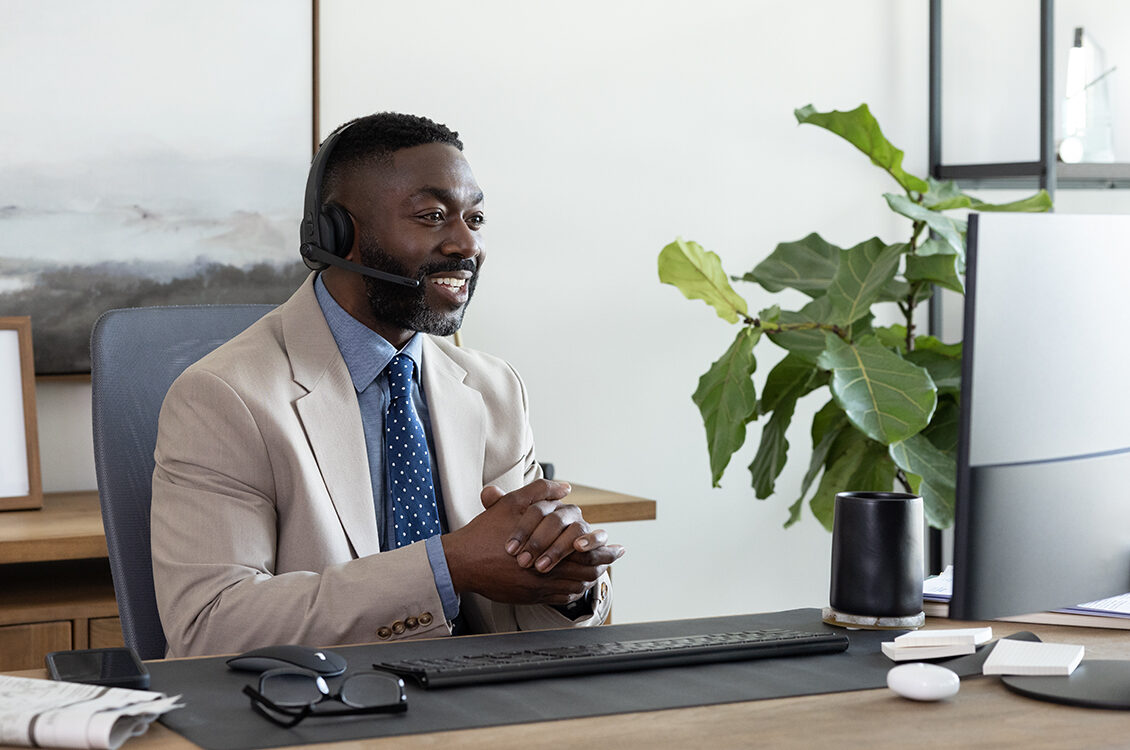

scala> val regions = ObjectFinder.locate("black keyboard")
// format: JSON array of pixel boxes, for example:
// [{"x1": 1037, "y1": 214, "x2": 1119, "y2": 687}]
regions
[{"x1": 374, "y1": 627, "x2": 849, "y2": 688}]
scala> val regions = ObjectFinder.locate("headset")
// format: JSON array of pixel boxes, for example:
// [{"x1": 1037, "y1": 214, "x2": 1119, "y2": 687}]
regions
[{"x1": 298, "y1": 123, "x2": 419, "y2": 288}]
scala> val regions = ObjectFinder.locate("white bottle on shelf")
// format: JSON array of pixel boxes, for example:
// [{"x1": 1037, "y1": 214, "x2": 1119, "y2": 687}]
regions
[{"x1": 1059, "y1": 26, "x2": 1116, "y2": 164}]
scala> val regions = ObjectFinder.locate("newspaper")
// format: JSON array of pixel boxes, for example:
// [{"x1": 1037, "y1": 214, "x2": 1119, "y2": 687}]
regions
[{"x1": 0, "y1": 676, "x2": 182, "y2": 750}]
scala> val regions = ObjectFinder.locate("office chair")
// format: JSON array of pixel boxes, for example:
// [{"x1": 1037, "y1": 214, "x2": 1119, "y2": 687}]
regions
[{"x1": 90, "y1": 304, "x2": 274, "y2": 660}]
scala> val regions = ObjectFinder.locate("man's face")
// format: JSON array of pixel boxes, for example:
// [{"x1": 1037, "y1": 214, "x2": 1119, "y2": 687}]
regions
[{"x1": 343, "y1": 143, "x2": 486, "y2": 340}]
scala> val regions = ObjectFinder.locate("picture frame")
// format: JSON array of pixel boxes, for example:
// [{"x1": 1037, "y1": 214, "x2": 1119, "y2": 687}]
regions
[
  {"x1": 0, "y1": 1, "x2": 314, "y2": 375},
  {"x1": 0, "y1": 316, "x2": 42, "y2": 510}
]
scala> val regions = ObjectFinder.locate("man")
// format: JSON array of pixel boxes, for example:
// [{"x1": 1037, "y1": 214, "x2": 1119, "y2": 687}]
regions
[{"x1": 151, "y1": 113, "x2": 623, "y2": 658}]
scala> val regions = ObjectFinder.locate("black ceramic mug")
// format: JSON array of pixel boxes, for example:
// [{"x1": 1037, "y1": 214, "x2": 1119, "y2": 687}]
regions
[{"x1": 829, "y1": 491, "x2": 924, "y2": 617}]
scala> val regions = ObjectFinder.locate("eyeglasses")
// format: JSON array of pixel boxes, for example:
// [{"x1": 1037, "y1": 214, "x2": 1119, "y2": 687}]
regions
[{"x1": 243, "y1": 668, "x2": 407, "y2": 728}]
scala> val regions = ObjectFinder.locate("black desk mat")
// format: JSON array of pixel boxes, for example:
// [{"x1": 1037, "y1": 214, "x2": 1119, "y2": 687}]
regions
[{"x1": 149, "y1": 608, "x2": 996, "y2": 750}]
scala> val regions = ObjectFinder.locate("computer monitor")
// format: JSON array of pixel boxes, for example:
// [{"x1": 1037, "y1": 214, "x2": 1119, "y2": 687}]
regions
[{"x1": 951, "y1": 212, "x2": 1130, "y2": 707}]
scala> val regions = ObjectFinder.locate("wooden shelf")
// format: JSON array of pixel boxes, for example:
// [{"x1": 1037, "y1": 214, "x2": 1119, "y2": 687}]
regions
[
  {"x1": 0, "y1": 491, "x2": 107, "y2": 564},
  {"x1": 561, "y1": 483, "x2": 656, "y2": 524}
]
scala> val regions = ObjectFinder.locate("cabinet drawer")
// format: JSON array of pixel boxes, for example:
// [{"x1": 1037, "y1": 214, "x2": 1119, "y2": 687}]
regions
[
  {"x1": 89, "y1": 616, "x2": 124, "y2": 649},
  {"x1": 0, "y1": 621, "x2": 72, "y2": 671}
]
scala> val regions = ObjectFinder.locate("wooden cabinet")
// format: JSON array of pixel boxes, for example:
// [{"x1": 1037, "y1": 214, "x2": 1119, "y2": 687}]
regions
[
  {"x1": 0, "y1": 492, "x2": 123, "y2": 671},
  {"x1": 0, "y1": 622, "x2": 72, "y2": 671}
]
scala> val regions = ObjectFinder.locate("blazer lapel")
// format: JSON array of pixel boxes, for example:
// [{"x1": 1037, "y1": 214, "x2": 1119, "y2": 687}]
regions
[
  {"x1": 282, "y1": 277, "x2": 381, "y2": 558},
  {"x1": 421, "y1": 337, "x2": 487, "y2": 530}
]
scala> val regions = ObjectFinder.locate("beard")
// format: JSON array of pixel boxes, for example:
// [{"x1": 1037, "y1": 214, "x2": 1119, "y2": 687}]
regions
[{"x1": 357, "y1": 236, "x2": 479, "y2": 337}]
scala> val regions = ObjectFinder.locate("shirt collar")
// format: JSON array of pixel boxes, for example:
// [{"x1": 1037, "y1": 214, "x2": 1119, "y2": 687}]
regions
[{"x1": 314, "y1": 273, "x2": 422, "y2": 392}]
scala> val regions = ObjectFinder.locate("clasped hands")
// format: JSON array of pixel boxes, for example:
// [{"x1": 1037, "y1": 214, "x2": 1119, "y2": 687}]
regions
[{"x1": 443, "y1": 479, "x2": 625, "y2": 606}]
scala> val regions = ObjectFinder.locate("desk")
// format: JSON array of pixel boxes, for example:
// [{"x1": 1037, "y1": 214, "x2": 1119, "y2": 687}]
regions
[
  {"x1": 0, "y1": 487, "x2": 655, "y2": 671},
  {"x1": 5, "y1": 618, "x2": 1129, "y2": 749}
]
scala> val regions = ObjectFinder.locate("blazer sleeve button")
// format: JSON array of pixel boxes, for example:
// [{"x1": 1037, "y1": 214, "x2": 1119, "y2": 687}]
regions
[
  {"x1": 377, "y1": 626, "x2": 393, "y2": 639},
  {"x1": 405, "y1": 616, "x2": 419, "y2": 629},
  {"x1": 419, "y1": 612, "x2": 434, "y2": 626}
]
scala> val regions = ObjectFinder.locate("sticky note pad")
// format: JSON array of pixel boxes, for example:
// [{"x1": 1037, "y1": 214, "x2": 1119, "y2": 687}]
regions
[
  {"x1": 982, "y1": 639, "x2": 1085, "y2": 676},
  {"x1": 882, "y1": 641, "x2": 976, "y2": 661},
  {"x1": 894, "y1": 626, "x2": 993, "y2": 648}
]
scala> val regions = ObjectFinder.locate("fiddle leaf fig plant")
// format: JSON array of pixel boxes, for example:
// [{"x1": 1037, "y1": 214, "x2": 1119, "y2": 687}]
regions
[{"x1": 659, "y1": 103, "x2": 1051, "y2": 531}]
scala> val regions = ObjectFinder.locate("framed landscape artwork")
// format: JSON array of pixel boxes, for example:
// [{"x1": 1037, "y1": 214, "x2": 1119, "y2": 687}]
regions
[{"x1": 0, "y1": 1, "x2": 313, "y2": 374}]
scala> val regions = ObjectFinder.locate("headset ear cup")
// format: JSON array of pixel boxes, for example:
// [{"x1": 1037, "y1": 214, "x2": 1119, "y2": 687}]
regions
[{"x1": 319, "y1": 203, "x2": 355, "y2": 258}]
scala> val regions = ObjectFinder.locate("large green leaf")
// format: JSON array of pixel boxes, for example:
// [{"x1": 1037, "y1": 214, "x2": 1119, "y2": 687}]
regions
[
  {"x1": 913, "y1": 335, "x2": 962, "y2": 359},
  {"x1": 749, "y1": 355, "x2": 825, "y2": 499},
  {"x1": 749, "y1": 408, "x2": 791, "y2": 500},
  {"x1": 740, "y1": 233, "x2": 841, "y2": 297},
  {"x1": 816, "y1": 333, "x2": 937, "y2": 445},
  {"x1": 795, "y1": 104, "x2": 929, "y2": 194},
  {"x1": 915, "y1": 236, "x2": 958, "y2": 257},
  {"x1": 808, "y1": 427, "x2": 900, "y2": 530},
  {"x1": 877, "y1": 276, "x2": 912, "y2": 303},
  {"x1": 786, "y1": 401, "x2": 848, "y2": 527},
  {"x1": 852, "y1": 441, "x2": 899, "y2": 495},
  {"x1": 921, "y1": 395, "x2": 960, "y2": 454},
  {"x1": 807, "y1": 433, "x2": 869, "y2": 531},
  {"x1": 659, "y1": 238, "x2": 748, "y2": 324},
  {"x1": 920, "y1": 177, "x2": 969, "y2": 211},
  {"x1": 825, "y1": 238, "x2": 906, "y2": 326},
  {"x1": 759, "y1": 354, "x2": 826, "y2": 415},
  {"x1": 874, "y1": 324, "x2": 909, "y2": 353},
  {"x1": 885, "y1": 193, "x2": 967, "y2": 259},
  {"x1": 905, "y1": 253, "x2": 964, "y2": 294},
  {"x1": 968, "y1": 191, "x2": 1053, "y2": 212},
  {"x1": 922, "y1": 177, "x2": 1052, "y2": 214},
  {"x1": 889, "y1": 433, "x2": 956, "y2": 528},
  {"x1": 905, "y1": 346, "x2": 962, "y2": 395},
  {"x1": 693, "y1": 327, "x2": 761, "y2": 486}
]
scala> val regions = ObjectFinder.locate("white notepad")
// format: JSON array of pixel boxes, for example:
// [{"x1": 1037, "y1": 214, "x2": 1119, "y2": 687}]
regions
[
  {"x1": 882, "y1": 641, "x2": 976, "y2": 661},
  {"x1": 894, "y1": 626, "x2": 993, "y2": 648},
  {"x1": 982, "y1": 639, "x2": 1085, "y2": 676}
]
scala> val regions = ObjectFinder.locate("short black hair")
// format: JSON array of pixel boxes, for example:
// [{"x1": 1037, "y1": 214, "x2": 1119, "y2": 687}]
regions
[{"x1": 320, "y1": 112, "x2": 463, "y2": 198}]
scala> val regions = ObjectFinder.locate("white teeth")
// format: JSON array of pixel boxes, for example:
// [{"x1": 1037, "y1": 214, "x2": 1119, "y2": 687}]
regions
[{"x1": 431, "y1": 277, "x2": 466, "y2": 288}]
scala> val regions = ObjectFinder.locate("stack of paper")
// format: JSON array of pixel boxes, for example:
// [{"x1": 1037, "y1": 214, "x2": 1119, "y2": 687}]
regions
[
  {"x1": 882, "y1": 627, "x2": 993, "y2": 662},
  {"x1": 982, "y1": 638, "x2": 1085, "y2": 676}
]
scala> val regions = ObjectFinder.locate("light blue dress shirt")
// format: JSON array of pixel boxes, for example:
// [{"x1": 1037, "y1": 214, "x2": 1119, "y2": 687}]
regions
[{"x1": 314, "y1": 274, "x2": 459, "y2": 621}]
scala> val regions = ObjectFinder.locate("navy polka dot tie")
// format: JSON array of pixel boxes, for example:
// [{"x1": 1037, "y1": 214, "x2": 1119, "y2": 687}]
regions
[{"x1": 385, "y1": 354, "x2": 442, "y2": 547}]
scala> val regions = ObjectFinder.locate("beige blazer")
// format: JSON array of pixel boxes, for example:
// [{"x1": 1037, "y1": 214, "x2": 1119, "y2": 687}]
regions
[{"x1": 151, "y1": 275, "x2": 611, "y2": 657}]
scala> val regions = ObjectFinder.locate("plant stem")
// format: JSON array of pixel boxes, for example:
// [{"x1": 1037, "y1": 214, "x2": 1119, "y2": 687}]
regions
[
  {"x1": 751, "y1": 319, "x2": 849, "y2": 341},
  {"x1": 901, "y1": 217, "x2": 928, "y2": 353},
  {"x1": 903, "y1": 285, "x2": 920, "y2": 352}
]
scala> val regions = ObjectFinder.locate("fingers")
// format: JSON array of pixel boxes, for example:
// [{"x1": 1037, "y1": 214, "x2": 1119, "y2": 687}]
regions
[
  {"x1": 511, "y1": 502, "x2": 586, "y2": 572},
  {"x1": 572, "y1": 528, "x2": 607, "y2": 553},
  {"x1": 566, "y1": 544, "x2": 625, "y2": 568},
  {"x1": 500, "y1": 479, "x2": 573, "y2": 555},
  {"x1": 480, "y1": 485, "x2": 505, "y2": 509}
]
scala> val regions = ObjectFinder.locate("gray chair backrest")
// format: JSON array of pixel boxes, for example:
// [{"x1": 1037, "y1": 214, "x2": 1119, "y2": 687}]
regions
[{"x1": 90, "y1": 304, "x2": 274, "y2": 659}]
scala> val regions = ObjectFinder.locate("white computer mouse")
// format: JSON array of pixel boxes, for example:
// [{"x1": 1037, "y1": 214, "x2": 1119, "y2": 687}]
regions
[{"x1": 886, "y1": 662, "x2": 960, "y2": 701}]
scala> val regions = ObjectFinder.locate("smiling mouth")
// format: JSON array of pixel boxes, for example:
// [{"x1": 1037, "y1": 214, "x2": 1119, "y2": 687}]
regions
[{"x1": 430, "y1": 276, "x2": 467, "y2": 290}]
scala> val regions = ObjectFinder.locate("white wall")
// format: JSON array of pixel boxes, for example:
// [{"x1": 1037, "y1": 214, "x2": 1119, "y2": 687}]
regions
[{"x1": 318, "y1": 0, "x2": 929, "y2": 623}]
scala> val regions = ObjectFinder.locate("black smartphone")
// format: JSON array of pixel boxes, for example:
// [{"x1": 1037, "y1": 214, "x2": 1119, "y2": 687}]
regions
[{"x1": 45, "y1": 647, "x2": 150, "y2": 689}]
